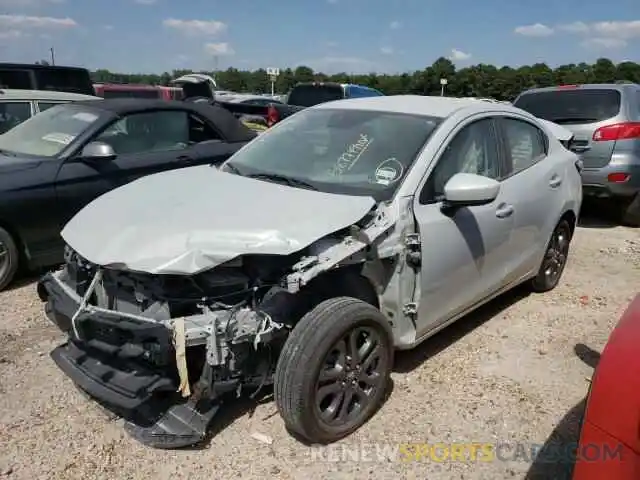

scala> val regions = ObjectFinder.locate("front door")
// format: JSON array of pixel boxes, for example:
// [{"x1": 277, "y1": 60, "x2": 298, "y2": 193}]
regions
[{"x1": 412, "y1": 117, "x2": 515, "y2": 337}]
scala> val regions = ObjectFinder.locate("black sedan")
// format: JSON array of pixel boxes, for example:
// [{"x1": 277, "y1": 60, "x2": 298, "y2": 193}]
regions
[{"x1": 0, "y1": 98, "x2": 257, "y2": 290}]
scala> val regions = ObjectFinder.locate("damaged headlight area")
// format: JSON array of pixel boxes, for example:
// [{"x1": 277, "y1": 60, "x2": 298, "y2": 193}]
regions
[{"x1": 38, "y1": 245, "x2": 310, "y2": 449}]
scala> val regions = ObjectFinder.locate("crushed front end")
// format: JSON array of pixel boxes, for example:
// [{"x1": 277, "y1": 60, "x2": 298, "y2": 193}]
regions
[{"x1": 38, "y1": 245, "x2": 298, "y2": 448}]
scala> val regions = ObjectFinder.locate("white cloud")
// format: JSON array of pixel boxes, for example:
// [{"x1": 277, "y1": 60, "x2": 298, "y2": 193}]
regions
[
  {"x1": 204, "y1": 42, "x2": 234, "y2": 56},
  {"x1": 389, "y1": 20, "x2": 401, "y2": 29},
  {"x1": 327, "y1": 0, "x2": 338, "y2": 4},
  {"x1": 103, "y1": 25, "x2": 114, "y2": 31},
  {"x1": 135, "y1": 0, "x2": 156, "y2": 4},
  {"x1": 581, "y1": 37, "x2": 628, "y2": 49},
  {"x1": 592, "y1": 20, "x2": 640, "y2": 39},
  {"x1": 0, "y1": 14, "x2": 77, "y2": 29},
  {"x1": 449, "y1": 48, "x2": 471, "y2": 61},
  {"x1": 557, "y1": 21, "x2": 589, "y2": 34},
  {"x1": 380, "y1": 46, "x2": 394, "y2": 55},
  {"x1": 558, "y1": 20, "x2": 640, "y2": 39},
  {"x1": 326, "y1": 41, "x2": 338, "y2": 47},
  {"x1": 514, "y1": 23, "x2": 554, "y2": 37},
  {"x1": 163, "y1": 18, "x2": 227, "y2": 36}
]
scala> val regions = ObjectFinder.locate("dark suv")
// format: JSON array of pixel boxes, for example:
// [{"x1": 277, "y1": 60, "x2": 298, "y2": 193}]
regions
[{"x1": 513, "y1": 83, "x2": 640, "y2": 226}]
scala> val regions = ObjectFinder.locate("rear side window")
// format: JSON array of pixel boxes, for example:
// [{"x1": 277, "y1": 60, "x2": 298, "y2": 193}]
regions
[
  {"x1": 33, "y1": 69, "x2": 94, "y2": 95},
  {"x1": 0, "y1": 101, "x2": 32, "y2": 134},
  {"x1": 288, "y1": 85, "x2": 344, "y2": 107},
  {"x1": 0, "y1": 69, "x2": 33, "y2": 89},
  {"x1": 501, "y1": 118, "x2": 547, "y2": 175},
  {"x1": 37, "y1": 102, "x2": 63, "y2": 112},
  {"x1": 514, "y1": 89, "x2": 621, "y2": 125},
  {"x1": 348, "y1": 86, "x2": 383, "y2": 98}
]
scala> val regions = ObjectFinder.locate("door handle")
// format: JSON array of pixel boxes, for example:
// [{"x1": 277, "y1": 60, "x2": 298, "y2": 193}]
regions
[
  {"x1": 176, "y1": 155, "x2": 194, "y2": 162},
  {"x1": 549, "y1": 175, "x2": 563, "y2": 188},
  {"x1": 495, "y1": 203, "x2": 514, "y2": 218}
]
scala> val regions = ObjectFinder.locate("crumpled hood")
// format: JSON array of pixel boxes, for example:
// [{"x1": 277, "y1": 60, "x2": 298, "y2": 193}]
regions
[{"x1": 61, "y1": 165, "x2": 376, "y2": 274}]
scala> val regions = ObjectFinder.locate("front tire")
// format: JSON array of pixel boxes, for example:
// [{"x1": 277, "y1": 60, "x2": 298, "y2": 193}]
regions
[
  {"x1": 0, "y1": 227, "x2": 19, "y2": 292},
  {"x1": 274, "y1": 297, "x2": 393, "y2": 444},
  {"x1": 529, "y1": 219, "x2": 572, "y2": 293}
]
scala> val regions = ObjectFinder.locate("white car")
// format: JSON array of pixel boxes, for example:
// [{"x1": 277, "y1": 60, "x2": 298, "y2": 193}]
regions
[
  {"x1": 39, "y1": 95, "x2": 582, "y2": 448},
  {"x1": 0, "y1": 89, "x2": 100, "y2": 134}
]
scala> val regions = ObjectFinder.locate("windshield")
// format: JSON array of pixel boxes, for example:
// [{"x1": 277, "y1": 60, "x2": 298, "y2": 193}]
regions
[
  {"x1": 288, "y1": 85, "x2": 345, "y2": 107},
  {"x1": 223, "y1": 108, "x2": 441, "y2": 201},
  {"x1": 514, "y1": 89, "x2": 621, "y2": 124},
  {"x1": 0, "y1": 104, "x2": 104, "y2": 157}
]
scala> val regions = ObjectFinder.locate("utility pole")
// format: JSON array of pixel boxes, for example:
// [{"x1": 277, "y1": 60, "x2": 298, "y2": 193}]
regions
[
  {"x1": 50, "y1": 46, "x2": 55, "y2": 65},
  {"x1": 213, "y1": 55, "x2": 218, "y2": 85}
]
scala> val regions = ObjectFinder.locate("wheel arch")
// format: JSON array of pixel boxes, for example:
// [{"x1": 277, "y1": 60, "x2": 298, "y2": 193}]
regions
[
  {"x1": 0, "y1": 218, "x2": 29, "y2": 267},
  {"x1": 559, "y1": 208, "x2": 577, "y2": 238},
  {"x1": 287, "y1": 264, "x2": 380, "y2": 323}
]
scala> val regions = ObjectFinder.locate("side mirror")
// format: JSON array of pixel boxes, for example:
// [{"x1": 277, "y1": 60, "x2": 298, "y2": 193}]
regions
[
  {"x1": 443, "y1": 173, "x2": 500, "y2": 207},
  {"x1": 80, "y1": 141, "x2": 116, "y2": 160}
]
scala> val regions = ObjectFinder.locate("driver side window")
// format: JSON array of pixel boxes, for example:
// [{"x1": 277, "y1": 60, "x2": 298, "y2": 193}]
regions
[
  {"x1": 94, "y1": 110, "x2": 191, "y2": 155},
  {"x1": 419, "y1": 118, "x2": 500, "y2": 204}
]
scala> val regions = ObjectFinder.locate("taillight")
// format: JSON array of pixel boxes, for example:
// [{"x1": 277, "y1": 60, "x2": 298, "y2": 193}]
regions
[
  {"x1": 267, "y1": 105, "x2": 279, "y2": 127},
  {"x1": 592, "y1": 122, "x2": 640, "y2": 142},
  {"x1": 607, "y1": 172, "x2": 630, "y2": 183},
  {"x1": 557, "y1": 84, "x2": 579, "y2": 89}
]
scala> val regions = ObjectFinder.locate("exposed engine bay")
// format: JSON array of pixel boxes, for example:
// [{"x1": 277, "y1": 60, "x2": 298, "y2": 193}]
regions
[{"x1": 38, "y1": 201, "x2": 412, "y2": 449}]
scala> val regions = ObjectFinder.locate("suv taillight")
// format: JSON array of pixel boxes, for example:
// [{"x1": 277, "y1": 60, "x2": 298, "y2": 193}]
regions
[
  {"x1": 592, "y1": 122, "x2": 640, "y2": 142},
  {"x1": 267, "y1": 105, "x2": 279, "y2": 127}
]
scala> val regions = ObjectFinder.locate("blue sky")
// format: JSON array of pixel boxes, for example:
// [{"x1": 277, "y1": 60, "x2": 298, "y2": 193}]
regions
[{"x1": 1, "y1": 0, "x2": 639, "y2": 74}]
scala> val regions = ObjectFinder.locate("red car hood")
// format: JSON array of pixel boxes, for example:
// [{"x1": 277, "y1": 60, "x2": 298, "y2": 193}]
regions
[{"x1": 585, "y1": 294, "x2": 640, "y2": 453}]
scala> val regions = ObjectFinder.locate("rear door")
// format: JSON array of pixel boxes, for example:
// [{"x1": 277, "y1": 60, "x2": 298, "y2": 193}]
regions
[
  {"x1": 495, "y1": 115, "x2": 564, "y2": 282},
  {"x1": 513, "y1": 87, "x2": 624, "y2": 169}
]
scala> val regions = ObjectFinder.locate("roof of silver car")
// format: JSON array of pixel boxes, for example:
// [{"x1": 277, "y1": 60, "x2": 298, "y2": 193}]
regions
[
  {"x1": 0, "y1": 89, "x2": 100, "y2": 101},
  {"x1": 313, "y1": 95, "x2": 519, "y2": 118}
]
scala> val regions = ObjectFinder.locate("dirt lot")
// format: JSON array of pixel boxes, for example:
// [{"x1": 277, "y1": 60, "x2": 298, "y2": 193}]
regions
[{"x1": 0, "y1": 212, "x2": 638, "y2": 480}]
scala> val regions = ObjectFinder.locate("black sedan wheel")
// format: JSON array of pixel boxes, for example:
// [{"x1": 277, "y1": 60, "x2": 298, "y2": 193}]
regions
[
  {"x1": 0, "y1": 227, "x2": 19, "y2": 292},
  {"x1": 275, "y1": 297, "x2": 393, "y2": 444}
]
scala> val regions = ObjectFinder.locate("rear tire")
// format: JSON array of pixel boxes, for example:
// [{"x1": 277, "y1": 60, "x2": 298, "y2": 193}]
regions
[
  {"x1": 274, "y1": 297, "x2": 393, "y2": 444},
  {"x1": 0, "y1": 227, "x2": 19, "y2": 292},
  {"x1": 620, "y1": 194, "x2": 640, "y2": 227},
  {"x1": 529, "y1": 219, "x2": 572, "y2": 293}
]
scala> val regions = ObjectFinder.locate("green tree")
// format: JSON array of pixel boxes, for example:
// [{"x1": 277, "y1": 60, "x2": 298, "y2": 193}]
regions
[{"x1": 87, "y1": 58, "x2": 640, "y2": 100}]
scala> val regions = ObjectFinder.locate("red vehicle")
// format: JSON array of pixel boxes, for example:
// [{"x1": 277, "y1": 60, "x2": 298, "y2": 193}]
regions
[
  {"x1": 573, "y1": 294, "x2": 640, "y2": 479},
  {"x1": 159, "y1": 86, "x2": 183, "y2": 100},
  {"x1": 93, "y1": 83, "x2": 175, "y2": 100}
]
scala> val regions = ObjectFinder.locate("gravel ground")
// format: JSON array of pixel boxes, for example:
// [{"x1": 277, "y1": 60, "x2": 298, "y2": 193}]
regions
[{"x1": 0, "y1": 212, "x2": 638, "y2": 480}]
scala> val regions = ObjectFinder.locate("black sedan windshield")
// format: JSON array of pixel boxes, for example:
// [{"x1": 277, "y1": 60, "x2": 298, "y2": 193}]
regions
[
  {"x1": 223, "y1": 108, "x2": 441, "y2": 201},
  {"x1": 0, "y1": 103, "x2": 105, "y2": 157}
]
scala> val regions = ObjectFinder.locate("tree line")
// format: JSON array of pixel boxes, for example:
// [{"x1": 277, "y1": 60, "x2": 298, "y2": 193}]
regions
[{"x1": 89, "y1": 57, "x2": 640, "y2": 101}]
